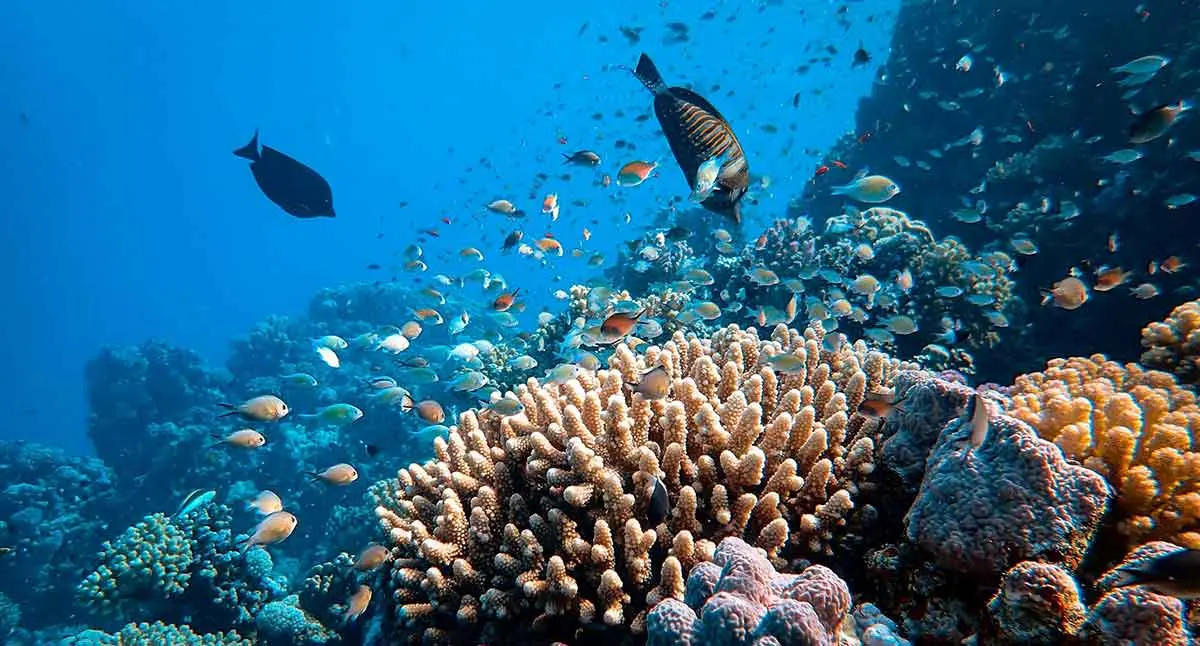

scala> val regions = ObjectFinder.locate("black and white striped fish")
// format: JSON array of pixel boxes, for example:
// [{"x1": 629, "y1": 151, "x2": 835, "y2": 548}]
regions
[{"x1": 631, "y1": 53, "x2": 750, "y2": 224}]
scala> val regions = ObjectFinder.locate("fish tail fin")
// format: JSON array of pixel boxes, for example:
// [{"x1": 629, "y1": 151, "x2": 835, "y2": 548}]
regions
[
  {"x1": 562, "y1": 153, "x2": 573, "y2": 164},
  {"x1": 513, "y1": 288, "x2": 521, "y2": 298},
  {"x1": 1179, "y1": 99, "x2": 1194, "y2": 113},
  {"x1": 633, "y1": 53, "x2": 669, "y2": 95},
  {"x1": 238, "y1": 537, "x2": 255, "y2": 554},
  {"x1": 233, "y1": 130, "x2": 260, "y2": 161},
  {"x1": 207, "y1": 434, "x2": 225, "y2": 449},
  {"x1": 217, "y1": 403, "x2": 238, "y2": 419},
  {"x1": 1039, "y1": 288, "x2": 1052, "y2": 306}
]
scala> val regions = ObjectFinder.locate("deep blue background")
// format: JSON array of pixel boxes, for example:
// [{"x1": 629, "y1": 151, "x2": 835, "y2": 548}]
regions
[{"x1": 0, "y1": 0, "x2": 896, "y2": 454}]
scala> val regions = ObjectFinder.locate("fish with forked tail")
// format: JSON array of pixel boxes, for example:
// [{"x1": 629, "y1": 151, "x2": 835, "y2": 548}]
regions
[
  {"x1": 630, "y1": 53, "x2": 749, "y2": 224},
  {"x1": 234, "y1": 130, "x2": 336, "y2": 218}
]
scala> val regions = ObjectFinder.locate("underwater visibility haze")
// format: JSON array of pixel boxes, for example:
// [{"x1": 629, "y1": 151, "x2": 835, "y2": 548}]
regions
[{"x1": 2, "y1": 0, "x2": 1200, "y2": 644}]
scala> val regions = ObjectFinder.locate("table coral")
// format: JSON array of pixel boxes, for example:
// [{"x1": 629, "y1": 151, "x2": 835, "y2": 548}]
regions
[
  {"x1": 368, "y1": 321, "x2": 908, "y2": 643},
  {"x1": 1141, "y1": 299, "x2": 1200, "y2": 385},
  {"x1": 1008, "y1": 354, "x2": 1200, "y2": 547},
  {"x1": 904, "y1": 409, "x2": 1110, "y2": 576},
  {"x1": 645, "y1": 536, "x2": 850, "y2": 646}
]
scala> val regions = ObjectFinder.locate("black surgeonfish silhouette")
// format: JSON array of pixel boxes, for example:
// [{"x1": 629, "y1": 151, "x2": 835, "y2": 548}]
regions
[
  {"x1": 631, "y1": 53, "x2": 750, "y2": 224},
  {"x1": 234, "y1": 130, "x2": 336, "y2": 218}
]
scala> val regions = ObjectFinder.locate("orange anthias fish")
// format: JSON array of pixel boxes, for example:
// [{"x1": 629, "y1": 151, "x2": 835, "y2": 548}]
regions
[
  {"x1": 493, "y1": 288, "x2": 520, "y2": 312},
  {"x1": 600, "y1": 309, "x2": 644, "y2": 339},
  {"x1": 535, "y1": 238, "x2": 564, "y2": 256},
  {"x1": 1161, "y1": 256, "x2": 1187, "y2": 273},
  {"x1": 1041, "y1": 276, "x2": 1089, "y2": 310},
  {"x1": 631, "y1": 53, "x2": 749, "y2": 224},
  {"x1": 616, "y1": 160, "x2": 658, "y2": 187},
  {"x1": 831, "y1": 160, "x2": 847, "y2": 169},
  {"x1": 815, "y1": 165, "x2": 830, "y2": 176},
  {"x1": 1093, "y1": 267, "x2": 1131, "y2": 292},
  {"x1": 542, "y1": 193, "x2": 560, "y2": 220}
]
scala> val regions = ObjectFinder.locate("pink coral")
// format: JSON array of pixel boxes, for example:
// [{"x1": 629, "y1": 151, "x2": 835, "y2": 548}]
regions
[{"x1": 646, "y1": 537, "x2": 849, "y2": 646}]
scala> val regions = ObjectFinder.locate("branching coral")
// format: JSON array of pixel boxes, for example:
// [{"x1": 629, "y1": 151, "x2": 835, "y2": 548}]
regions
[
  {"x1": 77, "y1": 505, "x2": 292, "y2": 635},
  {"x1": 369, "y1": 322, "x2": 910, "y2": 643},
  {"x1": 1008, "y1": 355, "x2": 1200, "y2": 548},
  {"x1": 1141, "y1": 299, "x2": 1200, "y2": 385},
  {"x1": 78, "y1": 513, "x2": 193, "y2": 617},
  {"x1": 645, "y1": 536, "x2": 851, "y2": 646},
  {"x1": 63, "y1": 620, "x2": 253, "y2": 645}
]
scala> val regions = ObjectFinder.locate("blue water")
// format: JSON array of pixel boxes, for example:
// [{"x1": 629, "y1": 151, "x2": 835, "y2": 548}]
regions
[{"x1": 0, "y1": 0, "x2": 895, "y2": 454}]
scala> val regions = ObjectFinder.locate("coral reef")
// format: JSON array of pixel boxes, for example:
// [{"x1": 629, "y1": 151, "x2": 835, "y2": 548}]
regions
[
  {"x1": 76, "y1": 505, "x2": 299, "y2": 636},
  {"x1": 1008, "y1": 354, "x2": 1200, "y2": 548},
  {"x1": 903, "y1": 410, "x2": 1110, "y2": 576},
  {"x1": 985, "y1": 561, "x2": 1086, "y2": 644},
  {"x1": 78, "y1": 513, "x2": 193, "y2": 617},
  {"x1": 1080, "y1": 541, "x2": 1193, "y2": 645},
  {"x1": 85, "y1": 340, "x2": 227, "y2": 481},
  {"x1": 645, "y1": 536, "x2": 851, "y2": 646},
  {"x1": 1141, "y1": 299, "x2": 1200, "y2": 386},
  {"x1": 369, "y1": 322, "x2": 911, "y2": 643},
  {"x1": 880, "y1": 371, "x2": 977, "y2": 487},
  {"x1": 63, "y1": 620, "x2": 253, "y2": 645},
  {"x1": 0, "y1": 441, "x2": 121, "y2": 628}
]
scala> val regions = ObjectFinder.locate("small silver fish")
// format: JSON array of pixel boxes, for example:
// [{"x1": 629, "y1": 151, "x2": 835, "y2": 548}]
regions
[
  {"x1": 959, "y1": 393, "x2": 991, "y2": 461},
  {"x1": 173, "y1": 489, "x2": 216, "y2": 519}
]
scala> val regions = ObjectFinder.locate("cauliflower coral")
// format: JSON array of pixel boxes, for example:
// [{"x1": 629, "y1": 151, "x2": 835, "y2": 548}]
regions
[
  {"x1": 1008, "y1": 354, "x2": 1200, "y2": 547},
  {"x1": 369, "y1": 322, "x2": 911, "y2": 643}
]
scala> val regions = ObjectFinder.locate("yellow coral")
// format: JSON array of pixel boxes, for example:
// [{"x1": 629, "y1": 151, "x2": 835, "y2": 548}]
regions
[
  {"x1": 1009, "y1": 354, "x2": 1200, "y2": 547},
  {"x1": 369, "y1": 322, "x2": 910, "y2": 643}
]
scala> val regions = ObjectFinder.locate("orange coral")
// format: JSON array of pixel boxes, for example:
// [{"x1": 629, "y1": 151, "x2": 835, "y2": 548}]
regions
[
  {"x1": 1009, "y1": 354, "x2": 1200, "y2": 548},
  {"x1": 1141, "y1": 298, "x2": 1200, "y2": 385}
]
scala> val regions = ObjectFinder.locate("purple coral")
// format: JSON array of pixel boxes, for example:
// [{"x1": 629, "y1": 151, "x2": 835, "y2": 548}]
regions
[
  {"x1": 881, "y1": 371, "x2": 976, "y2": 487},
  {"x1": 1080, "y1": 541, "x2": 1194, "y2": 645},
  {"x1": 647, "y1": 537, "x2": 850, "y2": 646},
  {"x1": 904, "y1": 412, "x2": 1110, "y2": 576}
]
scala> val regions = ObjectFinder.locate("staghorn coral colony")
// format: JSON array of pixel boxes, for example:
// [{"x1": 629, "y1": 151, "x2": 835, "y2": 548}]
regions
[{"x1": 368, "y1": 322, "x2": 908, "y2": 643}]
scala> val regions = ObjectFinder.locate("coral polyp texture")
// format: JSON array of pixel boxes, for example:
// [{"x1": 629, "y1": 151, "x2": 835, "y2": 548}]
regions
[
  {"x1": 77, "y1": 513, "x2": 193, "y2": 616},
  {"x1": 986, "y1": 561, "x2": 1086, "y2": 644},
  {"x1": 645, "y1": 536, "x2": 850, "y2": 646},
  {"x1": 1080, "y1": 541, "x2": 1193, "y2": 646},
  {"x1": 368, "y1": 322, "x2": 910, "y2": 643},
  {"x1": 64, "y1": 620, "x2": 253, "y2": 645},
  {"x1": 1008, "y1": 354, "x2": 1200, "y2": 548},
  {"x1": 1141, "y1": 298, "x2": 1200, "y2": 386},
  {"x1": 902, "y1": 406, "x2": 1110, "y2": 576}
]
